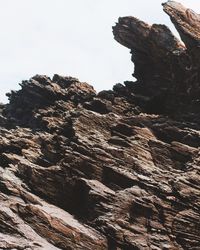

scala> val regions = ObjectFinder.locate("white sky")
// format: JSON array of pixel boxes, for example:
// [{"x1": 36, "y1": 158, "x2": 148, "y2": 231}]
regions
[{"x1": 0, "y1": 0, "x2": 199, "y2": 103}]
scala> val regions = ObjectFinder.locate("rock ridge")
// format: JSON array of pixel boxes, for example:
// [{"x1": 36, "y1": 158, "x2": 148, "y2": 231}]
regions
[{"x1": 0, "y1": 1, "x2": 200, "y2": 249}]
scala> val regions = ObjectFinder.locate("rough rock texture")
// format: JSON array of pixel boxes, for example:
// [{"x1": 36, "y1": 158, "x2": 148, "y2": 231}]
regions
[
  {"x1": 0, "y1": 1, "x2": 200, "y2": 249},
  {"x1": 113, "y1": 1, "x2": 200, "y2": 117}
]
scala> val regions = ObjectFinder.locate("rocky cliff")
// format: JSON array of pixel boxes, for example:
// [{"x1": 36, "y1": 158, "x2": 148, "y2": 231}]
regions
[{"x1": 0, "y1": 1, "x2": 200, "y2": 249}]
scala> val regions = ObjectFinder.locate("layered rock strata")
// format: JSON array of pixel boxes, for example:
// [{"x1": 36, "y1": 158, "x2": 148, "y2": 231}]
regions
[{"x1": 0, "y1": 1, "x2": 200, "y2": 249}]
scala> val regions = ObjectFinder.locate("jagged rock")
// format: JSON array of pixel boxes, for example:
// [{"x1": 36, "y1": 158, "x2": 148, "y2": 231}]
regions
[
  {"x1": 113, "y1": 1, "x2": 200, "y2": 117},
  {"x1": 163, "y1": 1, "x2": 200, "y2": 50},
  {"x1": 0, "y1": 1, "x2": 200, "y2": 249}
]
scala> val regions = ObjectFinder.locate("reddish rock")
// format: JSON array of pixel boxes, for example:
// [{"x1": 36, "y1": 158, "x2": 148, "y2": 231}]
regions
[{"x1": 0, "y1": 1, "x2": 200, "y2": 249}]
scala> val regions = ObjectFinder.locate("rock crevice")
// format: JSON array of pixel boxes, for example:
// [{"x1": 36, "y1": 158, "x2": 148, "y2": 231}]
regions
[{"x1": 0, "y1": 1, "x2": 200, "y2": 249}]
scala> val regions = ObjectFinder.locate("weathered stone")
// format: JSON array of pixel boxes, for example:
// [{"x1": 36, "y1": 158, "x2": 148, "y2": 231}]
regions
[
  {"x1": 113, "y1": 1, "x2": 200, "y2": 116},
  {"x1": 0, "y1": 1, "x2": 200, "y2": 249}
]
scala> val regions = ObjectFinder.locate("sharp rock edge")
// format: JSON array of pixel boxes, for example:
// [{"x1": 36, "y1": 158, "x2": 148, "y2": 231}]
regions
[{"x1": 0, "y1": 1, "x2": 200, "y2": 249}]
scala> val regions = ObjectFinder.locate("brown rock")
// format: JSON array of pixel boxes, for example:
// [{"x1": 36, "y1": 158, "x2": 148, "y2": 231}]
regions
[{"x1": 0, "y1": 1, "x2": 200, "y2": 249}]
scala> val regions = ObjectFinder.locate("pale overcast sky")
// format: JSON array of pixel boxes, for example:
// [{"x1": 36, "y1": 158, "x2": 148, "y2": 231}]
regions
[{"x1": 0, "y1": 0, "x2": 199, "y2": 103}]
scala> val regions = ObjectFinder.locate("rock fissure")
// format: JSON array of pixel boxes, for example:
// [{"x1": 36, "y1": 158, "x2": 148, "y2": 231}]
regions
[{"x1": 0, "y1": 1, "x2": 200, "y2": 249}]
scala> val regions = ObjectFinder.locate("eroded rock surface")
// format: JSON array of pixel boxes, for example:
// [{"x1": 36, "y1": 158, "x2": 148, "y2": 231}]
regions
[
  {"x1": 113, "y1": 1, "x2": 200, "y2": 117},
  {"x1": 0, "y1": 1, "x2": 200, "y2": 249}
]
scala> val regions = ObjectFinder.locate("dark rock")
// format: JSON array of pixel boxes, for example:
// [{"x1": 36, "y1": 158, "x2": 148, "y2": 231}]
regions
[
  {"x1": 97, "y1": 90, "x2": 115, "y2": 102},
  {"x1": 52, "y1": 74, "x2": 79, "y2": 88},
  {"x1": 0, "y1": 1, "x2": 200, "y2": 249},
  {"x1": 83, "y1": 98, "x2": 112, "y2": 114},
  {"x1": 113, "y1": 1, "x2": 200, "y2": 116}
]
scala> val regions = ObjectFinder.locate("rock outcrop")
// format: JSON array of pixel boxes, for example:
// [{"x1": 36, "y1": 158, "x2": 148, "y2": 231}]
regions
[
  {"x1": 0, "y1": 1, "x2": 200, "y2": 249},
  {"x1": 113, "y1": 1, "x2": 200, "y2": 117}
]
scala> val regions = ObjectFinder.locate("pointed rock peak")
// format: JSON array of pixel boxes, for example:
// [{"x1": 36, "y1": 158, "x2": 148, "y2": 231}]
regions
[
  {"x1": 163, "y1": 0, "x2": 200, "y2": 49},
  {"x1": 113, "y1": 1, "x2": 200, "y2": 115}
]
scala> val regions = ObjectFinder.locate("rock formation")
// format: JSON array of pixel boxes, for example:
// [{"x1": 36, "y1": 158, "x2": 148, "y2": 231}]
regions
[{"x1": 0, "y1": 1, "x2": 200, "y2": 249}]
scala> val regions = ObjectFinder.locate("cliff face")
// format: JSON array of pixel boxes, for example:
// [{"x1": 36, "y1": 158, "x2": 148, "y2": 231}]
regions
[{"x1": 0, "y1": 1, "x2": 200, "y2": 249}]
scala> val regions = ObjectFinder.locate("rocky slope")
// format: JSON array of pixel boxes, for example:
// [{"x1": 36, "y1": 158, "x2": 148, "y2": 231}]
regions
[{"x1": 0, "y1": 1, "x2": 200, "y2": 249}]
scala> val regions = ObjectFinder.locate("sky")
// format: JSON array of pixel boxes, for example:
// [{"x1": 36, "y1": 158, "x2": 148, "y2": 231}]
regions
[{"x1": 0, "y1": 0, "x2": 199, "y2": 103}]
